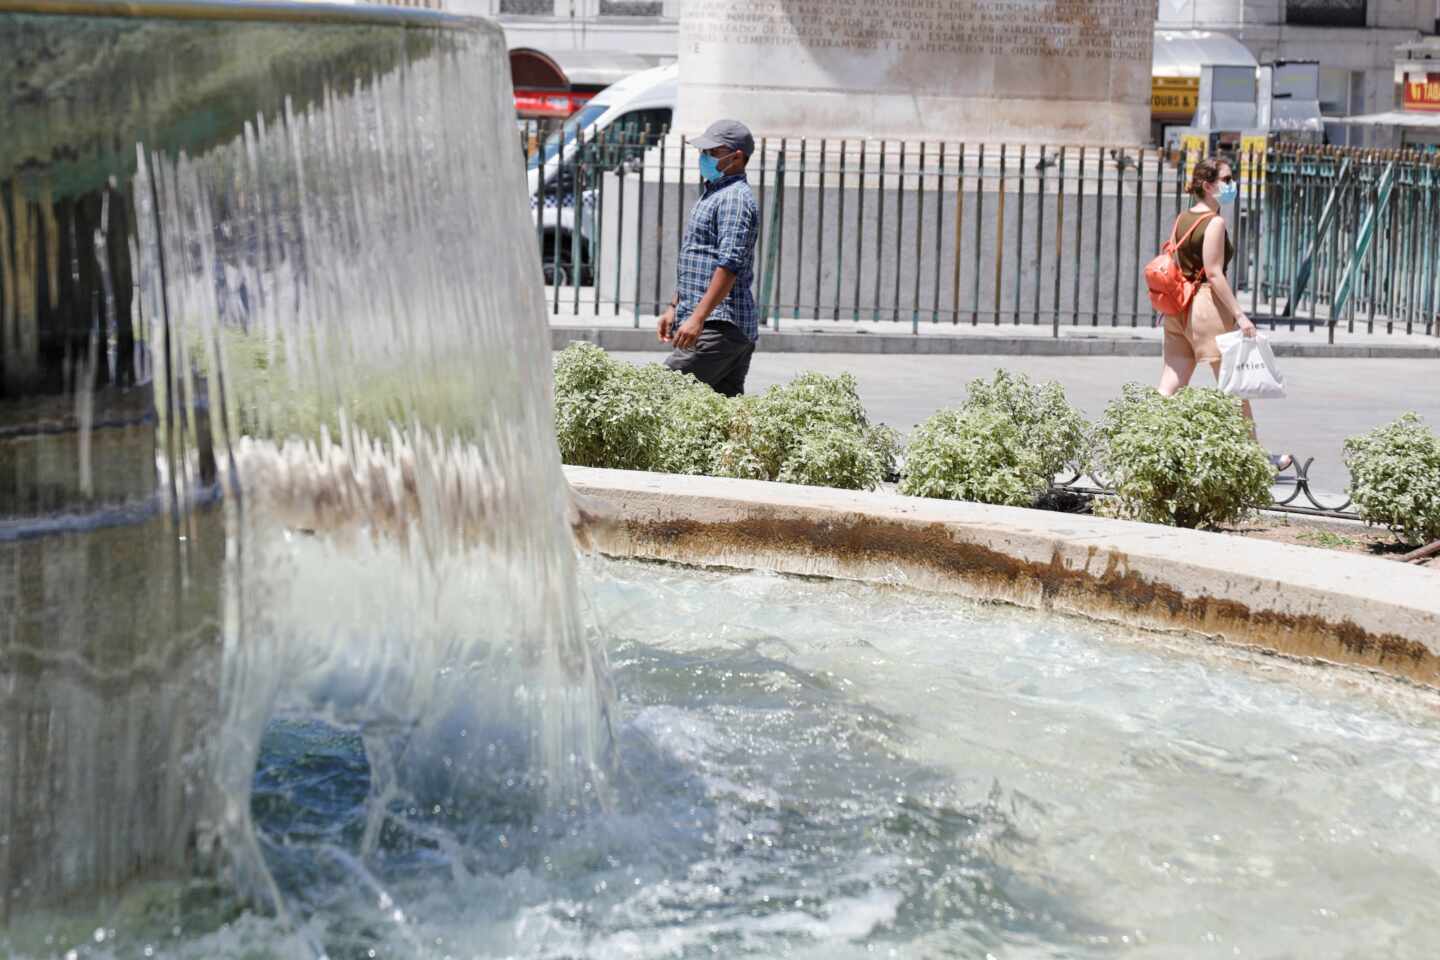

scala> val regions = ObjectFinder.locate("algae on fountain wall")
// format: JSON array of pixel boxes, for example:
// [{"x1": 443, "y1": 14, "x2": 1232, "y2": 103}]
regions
[
  {"x1": 0, "y1": 9, "x2": 452, "y2": 398},
  {"x1": 0, "y1": 13, "x2": 447, "y2": 197}
]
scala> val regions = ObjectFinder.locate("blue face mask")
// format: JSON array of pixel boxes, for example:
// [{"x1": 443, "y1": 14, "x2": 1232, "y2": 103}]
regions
[
  {"x1": 1218, "y1": 180, "x2": 1238, "y2": 204},
  {"x1": 699, "y1": 152, "x2": 723, "y2": 182}
]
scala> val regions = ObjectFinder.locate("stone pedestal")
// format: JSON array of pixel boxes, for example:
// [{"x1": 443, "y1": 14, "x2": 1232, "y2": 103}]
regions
[{"x1": 676, "y1": 0, "x2": 1155, "y2": 144}]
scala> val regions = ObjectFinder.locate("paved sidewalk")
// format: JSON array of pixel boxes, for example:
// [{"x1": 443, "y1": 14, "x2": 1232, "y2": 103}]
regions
[
  {"x1": 551, "y1": 308, "x2": 1440, "y2": 359},
  {"x1": 602, "y1": 350, "x2": 1440, "y2": 497}
]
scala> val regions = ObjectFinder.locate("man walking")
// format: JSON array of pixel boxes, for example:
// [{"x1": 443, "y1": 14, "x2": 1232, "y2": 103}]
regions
[{"x1": 658, "y1": 119, "x2": 759, "y2": 397}]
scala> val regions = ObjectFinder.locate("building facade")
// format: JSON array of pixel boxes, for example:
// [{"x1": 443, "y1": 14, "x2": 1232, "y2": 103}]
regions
[
  {"x1": 476, "y1": 0, "x2": 1439, "y2": 144},
  {"x1": 473, "y1": 0, "x2": 683, "y2": 57},
  {"x1": 1159, "y1": 0, "x2": 1437, "y2": 143}
]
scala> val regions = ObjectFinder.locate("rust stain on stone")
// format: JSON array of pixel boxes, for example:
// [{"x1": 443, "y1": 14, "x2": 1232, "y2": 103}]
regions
[{"x1": 583, "y1": 505, "x2": 1440, "y2": 687}]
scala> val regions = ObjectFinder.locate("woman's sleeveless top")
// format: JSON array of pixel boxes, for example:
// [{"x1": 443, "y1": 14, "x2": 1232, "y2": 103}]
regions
[{"x1": 1174, "y1": 209, "x2": 1233, "y2": 281}]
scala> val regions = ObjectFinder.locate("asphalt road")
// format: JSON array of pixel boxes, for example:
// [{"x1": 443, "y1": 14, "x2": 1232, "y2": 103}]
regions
[{"x1": 609, "y1": 351, "x2": 1440, "y2": 495}]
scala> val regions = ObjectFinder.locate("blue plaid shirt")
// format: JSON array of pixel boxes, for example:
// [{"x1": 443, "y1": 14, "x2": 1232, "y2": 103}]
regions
[{"x1": 675, "y1": 174, "x2": 759, "y2": 342}]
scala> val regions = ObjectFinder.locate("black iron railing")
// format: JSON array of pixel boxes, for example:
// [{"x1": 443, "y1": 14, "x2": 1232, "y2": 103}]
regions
[{"x1": 525, "y1": 127, "x2": 1440, "y2": 342}]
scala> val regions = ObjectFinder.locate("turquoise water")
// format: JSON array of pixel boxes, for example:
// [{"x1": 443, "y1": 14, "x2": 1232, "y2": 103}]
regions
[{"x1": 15, "y1": 559, "x2": 1440, "y2": 959}]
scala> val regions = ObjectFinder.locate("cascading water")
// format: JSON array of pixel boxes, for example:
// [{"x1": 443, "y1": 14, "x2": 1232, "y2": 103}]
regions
[
  {"x1": 128, "y1": 17, "x2": 616, "y2": 912},
  {"x1": 2, "y1": 1, "x2": 612, "y2": 940}
]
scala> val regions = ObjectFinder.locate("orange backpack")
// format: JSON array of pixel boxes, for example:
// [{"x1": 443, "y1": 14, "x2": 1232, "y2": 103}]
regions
[{"x1": 1145, "y1": 212, "x2": 1214, "y2": 317}]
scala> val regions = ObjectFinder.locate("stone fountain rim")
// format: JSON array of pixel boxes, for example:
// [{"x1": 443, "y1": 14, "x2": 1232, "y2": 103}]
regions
[{"x1": 566, "y1": 465, "x2": 1440, "y2": 688}]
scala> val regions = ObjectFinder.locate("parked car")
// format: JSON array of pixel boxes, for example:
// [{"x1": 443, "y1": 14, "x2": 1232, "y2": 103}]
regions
[{"x1": 528, "y1": 63, "x2": 676, "y2": 287}]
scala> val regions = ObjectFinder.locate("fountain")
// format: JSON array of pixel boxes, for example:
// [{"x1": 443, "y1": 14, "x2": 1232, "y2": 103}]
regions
[
  {"x1": 1, "y1": 0, "x2": 611, "y2": 934},
  {"x1": 6, "y1": 2, "x2": 1440, "y2": 957}
]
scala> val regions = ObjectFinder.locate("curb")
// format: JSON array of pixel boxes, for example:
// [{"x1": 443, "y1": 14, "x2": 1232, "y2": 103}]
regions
[
  {"x1": 566, "y1": 466, "x2": 1440, "y2": 687},
  {"x1": 551, "y1": 326, "x2": 1440, "y2": 359}
]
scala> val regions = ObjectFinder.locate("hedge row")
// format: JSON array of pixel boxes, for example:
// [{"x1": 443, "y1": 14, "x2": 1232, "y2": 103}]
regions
[
  {"x1": 553, "y1": 343, "x2": 1440, "y2": 543},
  {"x1": 554, "y1": 343, "x2": 897, "y2": 489}
]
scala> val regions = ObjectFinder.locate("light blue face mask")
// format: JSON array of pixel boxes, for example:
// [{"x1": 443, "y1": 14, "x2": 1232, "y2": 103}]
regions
[
  {"x1": 699, "y1": 152, "x2": 723, "y2": 182},
  {"x1": 1218, "y1": 180, "x2": 1238, "y2": 204}
]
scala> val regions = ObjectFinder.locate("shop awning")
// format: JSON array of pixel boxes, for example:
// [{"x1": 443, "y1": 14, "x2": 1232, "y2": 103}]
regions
[
  {"x1": 508, "y1": 47, "x2": 672, "y2": 91},
  {"x1": 1330, "y1": 111, "x2": 1440, "y2": 127},
  {"x1": 1152, "y1": 30, "x2": 1259, "y2": 79}
]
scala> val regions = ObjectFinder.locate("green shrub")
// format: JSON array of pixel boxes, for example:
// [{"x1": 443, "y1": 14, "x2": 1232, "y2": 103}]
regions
[
  {"x1": 898, "y1": 407, "x2": 1049, "y2": 506},
  {"x1": 1090, "y1": 383, "x2": 1271, "y2": 528},
  {"x1": 1343, "y1": 413, "x2": 1440, "y2": 545},
  {"x1": 654, "y1": 380, "x2": 732, "y2": 476},
  {"x1": 778, "y1": 429, "x2": 888, "y2": 489},
  {"x1": 551, "y1": 342, "x2": 728, "y2": 473},
  {"x1": 962, "y1": 370, "x2": 1089, "y2": 479},
  {"x1": 202, "y1": 326, "x2": 482, "y2": 444},
  {"x1": 715, "y1": 372, "x2": 894, "y2": 490},
  {"x1": 897, "y1": 371, "x2": 1086, "y2": 506},
  {"x1": 552, "y1": 342, "x2": 622, "y2": 467}
]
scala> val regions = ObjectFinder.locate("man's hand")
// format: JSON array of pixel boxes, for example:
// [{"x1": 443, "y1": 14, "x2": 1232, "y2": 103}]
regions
[
  {"x1": 672, "y1": 315, "x2": 704, "y2": 351},
  {"x1": 657, "y1": 305, "x2": 676, "y2": 343}
]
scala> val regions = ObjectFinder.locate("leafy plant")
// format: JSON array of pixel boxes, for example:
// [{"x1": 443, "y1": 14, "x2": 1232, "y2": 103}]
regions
[
  {"x1": 1089, "y1": 383, "x2": 1271, "y2": 529},
  {"x1": 898, "y1": 371, "x2": 1087, "y2": 506},
  {"x1": 962, "y1": 370, "x2": 1088, "y2": 479},
  {"x1": 552, "y1": 342, "x2": 640, "y2": 468},
  {"x1": 202, "y1": 324, "x2": 483, "y2": 444},
  {"x1": 551, "y1": 342, "x2": 727, "y2": 473},
  {"x1": 778, "y1": 429, "x2": 888, "y2": 489},
  {"x1": 898, "y1": 407, "x2": 1049, "y2": 506},
  {"x1": 715, "y1": 372, "x2": 894, "y2": 490},
  {"x1": 1342, "y1": 413, "x2": 1440, "y2": 545},
  {"x1": 654, "y1": 379, "x2": 732, "y2": 476}
]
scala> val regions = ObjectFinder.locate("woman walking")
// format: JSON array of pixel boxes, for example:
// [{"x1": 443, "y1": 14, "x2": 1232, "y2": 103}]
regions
[{"x1": 1158, "y1": 156, "x2": 1292, "y2": 471}]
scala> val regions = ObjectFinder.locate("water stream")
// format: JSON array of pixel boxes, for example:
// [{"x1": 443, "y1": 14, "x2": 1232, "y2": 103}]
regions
[
  {"x1": 3, "y1": 8, "x2": 612, "y2": 938},
  {"x1": 129, "y1": 22, "x2": 619, "y2": 907}
]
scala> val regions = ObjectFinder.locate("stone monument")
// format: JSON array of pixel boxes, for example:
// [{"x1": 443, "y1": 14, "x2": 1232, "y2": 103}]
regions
[{"x1": 676, "y1": 0, "x2": 1155, "y2": 143}]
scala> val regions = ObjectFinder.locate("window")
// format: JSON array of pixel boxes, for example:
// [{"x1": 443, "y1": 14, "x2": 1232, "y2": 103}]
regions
[
  {"x1": 529, "y1": 104, "x2": 608, "y2": 171},
  {"x1": 1317, "y1": 67, "x2": 1355, "y2": 115},
  {"x1": 607, "y1": 108, "x2": 672, "y2": 146},
  {"x1": 1286, "y1": 0, "x2": 1366, "y2": 27},
  {"x1": 499, "y1": 0, "x2": 553, "y2": 15},
  {"x1": 599, "y1": 0, "x2": 664, "y2": 15},
  {"x1": 585, "y1": 108, "x2": 672, "y2": 175}
]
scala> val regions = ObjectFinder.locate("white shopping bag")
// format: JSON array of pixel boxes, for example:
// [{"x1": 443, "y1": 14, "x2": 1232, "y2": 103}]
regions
[{"x1": 1216, "y1": 331, "x2": 1287, "y2": 400}]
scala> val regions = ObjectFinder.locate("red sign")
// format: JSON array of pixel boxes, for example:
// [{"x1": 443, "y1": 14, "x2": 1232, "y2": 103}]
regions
[
  {"x1": 514, "y1": 89, "x2": 594, "y2": 119},
  {"x1": 1404, "y1": 73, "x2": 1440, "y2": 113}
]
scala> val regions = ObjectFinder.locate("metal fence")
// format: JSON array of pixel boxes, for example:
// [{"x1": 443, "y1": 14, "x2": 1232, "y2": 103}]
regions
[
  {"x1": 518, "y1": 117, "x2": 565, "y2": 165},
  {"x1": 529, "y1": 128, "x2": 1440, "y2": 339},
  {"x1": 1058, "y1": 458, "x2": 1361, "y2": 521},
  {"x1": 1262, "y1": 145, "x2": 1440, "y2": 336}
]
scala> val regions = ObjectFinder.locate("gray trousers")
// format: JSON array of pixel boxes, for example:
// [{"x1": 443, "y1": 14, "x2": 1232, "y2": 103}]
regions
[{"x1": 663, "y1": 321, "x2": 755, "y2": 397}]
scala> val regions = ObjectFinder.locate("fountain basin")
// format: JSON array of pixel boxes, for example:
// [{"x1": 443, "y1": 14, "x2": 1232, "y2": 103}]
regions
[
  {"x1": 13, "y1": 555, "x2": 1440, "y2": 957},
  {"x1": 3, "y1": 0, "x2": 569, "y2": 926},
  {"x1": 567, "y1": 466, "x2": 1440, "y2": 686}
]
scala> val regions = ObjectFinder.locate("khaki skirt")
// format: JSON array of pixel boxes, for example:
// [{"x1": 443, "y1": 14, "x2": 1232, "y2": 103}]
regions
[{"x1": 1162, "y1": 285, "x2": 1236, "y2": 364}]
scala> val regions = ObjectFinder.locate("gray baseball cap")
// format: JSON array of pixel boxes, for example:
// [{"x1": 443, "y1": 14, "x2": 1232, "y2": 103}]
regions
[{"x1": 691, "y1": 119, "x2": 754, "y2": 159}]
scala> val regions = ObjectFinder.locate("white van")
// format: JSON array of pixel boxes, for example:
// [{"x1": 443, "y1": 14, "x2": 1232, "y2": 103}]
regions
[{"x1": 528, "y1": 63, "x2": 677, "y2": 286}]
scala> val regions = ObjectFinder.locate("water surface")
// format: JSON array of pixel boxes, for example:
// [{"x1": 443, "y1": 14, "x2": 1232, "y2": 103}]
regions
[{"x1": 17, "y1": 559, "x2": 1439, "y2": 959}]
